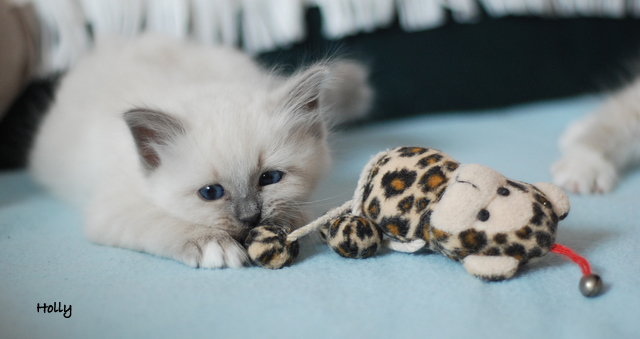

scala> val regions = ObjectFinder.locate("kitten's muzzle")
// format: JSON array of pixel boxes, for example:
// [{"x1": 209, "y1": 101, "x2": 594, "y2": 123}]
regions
[
  {"x1": 234, "y1": 196, "x2": 262, "y2": 228},
  {"x1": 239, "y1": 212, "x2": 261, "y2": 228}
]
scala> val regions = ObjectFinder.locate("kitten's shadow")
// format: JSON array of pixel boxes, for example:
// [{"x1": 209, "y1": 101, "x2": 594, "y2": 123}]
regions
[
  {"x1": 296, "y1": 234, "x2": 333, "y2": 262},
  {"x1": 0, "y1": 171, "x2": 43, "y2": 207}
]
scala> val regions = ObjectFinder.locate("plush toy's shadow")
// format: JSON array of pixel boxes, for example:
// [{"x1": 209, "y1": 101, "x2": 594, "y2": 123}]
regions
[
  {"x1": 295, "y1": 231, "x2": 433, "y2": 264},
  {"x1": 518, "y1": 227, "x2": 616, "y2": 296},
  {"x1": 295, "y1": 224, "x2": 615, "y2": 296},
  {"x1": 295, "y1": 234, "x2": 331, "y2": 262}
]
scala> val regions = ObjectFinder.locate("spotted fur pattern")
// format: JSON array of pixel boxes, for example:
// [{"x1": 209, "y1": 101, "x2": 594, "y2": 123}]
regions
[
  {"x1": 360, "y1": 147, "x2": 459, "y2": 245},
  {"x1": 245, "y1": 225, "x2": 299, "y2": 269},
  {"x1": 319, "y1": 214, "x2": 381, "y2": 259},
  {"x1": 359, "y1": 147, "x2": 562, "y2": 269}
]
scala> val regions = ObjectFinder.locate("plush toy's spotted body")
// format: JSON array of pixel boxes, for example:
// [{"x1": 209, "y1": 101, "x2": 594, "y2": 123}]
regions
[
  {"x1": 360, "y1": 147, "x2": 459, "y2": 244},
  {"x1": 353, "y1": 147, "x2": 569, "y2": 280}
]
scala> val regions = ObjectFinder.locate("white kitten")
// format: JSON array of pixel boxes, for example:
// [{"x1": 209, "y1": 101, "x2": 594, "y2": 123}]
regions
[
  {"x1": 552, "y1": 78, "x2": 640, "y2": 194},
  {"x1": 29, "y1": 35, "x2": 371, "y2": 268}
]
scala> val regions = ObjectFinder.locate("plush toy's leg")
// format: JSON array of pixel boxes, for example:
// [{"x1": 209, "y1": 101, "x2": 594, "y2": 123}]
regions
[
  {"x1": 384, "y1": 238, "x2": 426, "y2": 253},
  {"x1": 323, "y1": 214, "x2": 382, "y2": 259},
  {"x1": 245, "y1": 225, "x2": 299, "y2": 269},
  {"x1": 462, "y1": 255, "x2": 519, "y2": 281}
]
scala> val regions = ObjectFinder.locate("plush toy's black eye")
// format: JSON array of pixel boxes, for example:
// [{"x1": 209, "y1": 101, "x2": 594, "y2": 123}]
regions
[
  {"x1": 497, "y1": 187, "x2": 510, "y2": 196},
  {"x1": 198, "y1": 184, "x2": 225, "y2": 201},
  {"x1": 259, "y1": 170, "x2": 285, "y2": 186},
  {"x1": 477, "y1": 209, "x2": 490, "y2": 222}
]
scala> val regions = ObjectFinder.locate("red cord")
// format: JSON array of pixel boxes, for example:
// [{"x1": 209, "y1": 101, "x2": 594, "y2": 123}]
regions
[{"x1": 550, "y1": 243, "x2": 591, "y2": 275}]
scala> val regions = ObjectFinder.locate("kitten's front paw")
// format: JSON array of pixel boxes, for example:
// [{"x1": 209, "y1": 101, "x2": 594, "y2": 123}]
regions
[
  {"x1": 551, "y1": 148, "x2": 617, "y2": 194},
  {"x1": 180, "y1": 230, "x2": 249, "y2": 269}
]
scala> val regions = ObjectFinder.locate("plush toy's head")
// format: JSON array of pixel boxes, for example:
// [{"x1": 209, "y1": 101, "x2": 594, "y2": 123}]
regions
[
  {"x1": 430, "y1": 163, "x2": 571, "y2": 267},
  {"x1": 432, "y1": 164, "x2": 570, "y2": 236}
]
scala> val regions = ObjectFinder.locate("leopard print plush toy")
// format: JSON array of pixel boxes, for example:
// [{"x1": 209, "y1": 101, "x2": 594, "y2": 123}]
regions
[{"x1": 245, "y1": 147, "x2": 602, "y2": 296}]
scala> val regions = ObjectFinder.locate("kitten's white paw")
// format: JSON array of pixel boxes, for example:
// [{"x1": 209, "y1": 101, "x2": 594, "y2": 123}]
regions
[
  {"x1": 180, "y1": 230, "x2": 249, "y2": 269},
  {"x1": 200, "y1": 240, "x2": 248, "y2": 269},
  {"x1": 551, "y1": 148, "x2": 618, "y2": 194}
]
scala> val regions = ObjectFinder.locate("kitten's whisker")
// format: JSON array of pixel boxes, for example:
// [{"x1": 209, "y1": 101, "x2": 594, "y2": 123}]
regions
[{"x1": 296, "y1": 193, "x2": 353, "y2": 206}]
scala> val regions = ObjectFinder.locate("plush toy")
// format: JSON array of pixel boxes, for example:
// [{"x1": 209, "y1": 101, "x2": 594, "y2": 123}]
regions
[{"x1": 245, "y1": 147, "x2": 603, "y2": 297}]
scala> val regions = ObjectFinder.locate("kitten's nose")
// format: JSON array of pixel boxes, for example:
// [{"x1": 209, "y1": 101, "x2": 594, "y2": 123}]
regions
[
  {"x1": 239, "y1": 212, "x2": 261, "y2": 228},
  {"x1": 234, "y1": 195, "x2": 262, "y2": 228}
]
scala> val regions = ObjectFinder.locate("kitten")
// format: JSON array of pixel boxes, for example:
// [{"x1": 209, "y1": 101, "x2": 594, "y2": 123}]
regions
[
  {"x1": 552, "y1": 78, "x2": 640, "y2": 194},
  {"x1": 29, "y1": 35, "x2": 372, "y2": 268}
]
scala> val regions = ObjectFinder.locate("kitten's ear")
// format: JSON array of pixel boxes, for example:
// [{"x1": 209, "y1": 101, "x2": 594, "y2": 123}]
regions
[
  {"x1": 278, "y1": 65, "x2": 330, "y2": 138},
  {"x1": 278, "y1": 61, "x2": 372, "y2": 126},
  {"x1": 280, "y1": 64, "x2": 330, "y2": 116},
  {"x1": 123, "y1": 108, "x2": 185, "y2": 172}
]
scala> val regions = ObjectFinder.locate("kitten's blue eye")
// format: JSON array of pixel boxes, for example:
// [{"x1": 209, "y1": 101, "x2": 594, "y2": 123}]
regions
[
  {"x1": 259, "y1": 170, "x2": 284, "y2": 186},
  {"x1": 198, "y1": 184, "x2": 225, "y2": 201}
]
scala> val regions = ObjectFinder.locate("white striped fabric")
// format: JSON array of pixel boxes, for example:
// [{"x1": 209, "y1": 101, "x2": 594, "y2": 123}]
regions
[{"x1": 20, "y1": 0, "x2": 640, "y2": 76}]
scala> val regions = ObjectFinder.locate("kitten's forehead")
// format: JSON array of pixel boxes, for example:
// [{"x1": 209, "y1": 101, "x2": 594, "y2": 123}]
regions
[
  {"x1": 152, "y1": 83, "x2": 328, "y2": 193},
  {"x1": 168, "y1": 93, "x2": 307, "y2": 171}
]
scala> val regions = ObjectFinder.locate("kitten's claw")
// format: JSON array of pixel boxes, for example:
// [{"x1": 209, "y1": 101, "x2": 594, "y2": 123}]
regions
[
  {"x1": 181, "y1": 231, "x2": 249, "y2": 269},
  {"x1": 551, "y1": 148, "x2": 617, "y2": 194}
]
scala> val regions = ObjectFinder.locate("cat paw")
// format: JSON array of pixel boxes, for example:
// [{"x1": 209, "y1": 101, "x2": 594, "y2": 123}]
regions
[
  {"x1": 180, "y1": 230, "x2": 249, "y2": 269},
  {"x1": 551, "y1": 148, "x2": 618, "y2": 194}
]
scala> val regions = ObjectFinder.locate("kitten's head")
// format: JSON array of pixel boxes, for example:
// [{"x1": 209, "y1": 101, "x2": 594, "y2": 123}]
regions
[{"x1": 124, "y1": 65, "x2": 338, "y2": 241}]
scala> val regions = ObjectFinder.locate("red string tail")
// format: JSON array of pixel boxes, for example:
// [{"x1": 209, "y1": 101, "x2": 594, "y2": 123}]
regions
[
  {"x1": 550, "y1": 243, "x2": 591, "y2": 275},
  {"x1": 550, "y1": 244, "x2": 591, "y2": 275}
]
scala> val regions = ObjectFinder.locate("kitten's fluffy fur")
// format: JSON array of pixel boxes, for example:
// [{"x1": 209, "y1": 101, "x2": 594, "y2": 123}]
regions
[
  {"x1": 29, "y1": 35, "x2": 372, "y2": 268},
  {"x1": 552, "y1": 78, "x2": 640, "y2": 194}
]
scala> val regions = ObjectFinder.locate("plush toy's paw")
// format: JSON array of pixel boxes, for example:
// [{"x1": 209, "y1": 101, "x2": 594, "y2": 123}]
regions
[
  {"x1": 385, "y1": 238, "x2": 427, "y2": 253},
  {"x1": 322, "y1": 215, "x2": 382, "y2": 259},
  {"x1": 181, "y1": 230, "x2": 249, "y2": 269},
  {"x1": 462, "y1": 255, "x2": 519, "y2": 281},
  {"x1": 245, "y1": 225, "x2": 299, "y2": 269},
  {"x1": 551, "y1": 148, "x2": 617, "y2": 194}
]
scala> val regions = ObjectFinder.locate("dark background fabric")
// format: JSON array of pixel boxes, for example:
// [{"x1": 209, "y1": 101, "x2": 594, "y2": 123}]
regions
[
  {"x1": 259, "y1": 8, "x2": 640, "y2": 121},
  {"x1": 3, "y1": 10, "x2": 640, "y2": 168},
  {"x1": 0, "y1": 79, "x2": 55, "y2": 169}
]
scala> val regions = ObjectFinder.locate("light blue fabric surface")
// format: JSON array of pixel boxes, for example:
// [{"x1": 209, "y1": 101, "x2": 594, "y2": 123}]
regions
[{"x1": 2, "y1": 95, "x2": 639, "y2": 339}]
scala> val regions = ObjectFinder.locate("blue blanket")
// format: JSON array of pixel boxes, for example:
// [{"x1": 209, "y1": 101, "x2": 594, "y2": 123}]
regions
[{"x1": 2, "y1": 95, "x2": 638, "y2": 338}]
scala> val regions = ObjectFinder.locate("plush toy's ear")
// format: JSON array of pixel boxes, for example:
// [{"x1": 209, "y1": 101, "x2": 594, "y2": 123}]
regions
[{"x1": 534, "y1": 182, "x2": 571, "y2": 219}]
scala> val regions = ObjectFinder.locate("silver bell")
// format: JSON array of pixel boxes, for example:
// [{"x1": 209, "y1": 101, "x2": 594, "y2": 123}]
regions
[{"x1": 579, "y1": 274, "x2": 603, "y2": 297}]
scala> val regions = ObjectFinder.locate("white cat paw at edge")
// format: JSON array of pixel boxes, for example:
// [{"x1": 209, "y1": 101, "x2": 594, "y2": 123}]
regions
[{"x1": 551, "y1": 147, "x2": 617, "y2": 194}]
